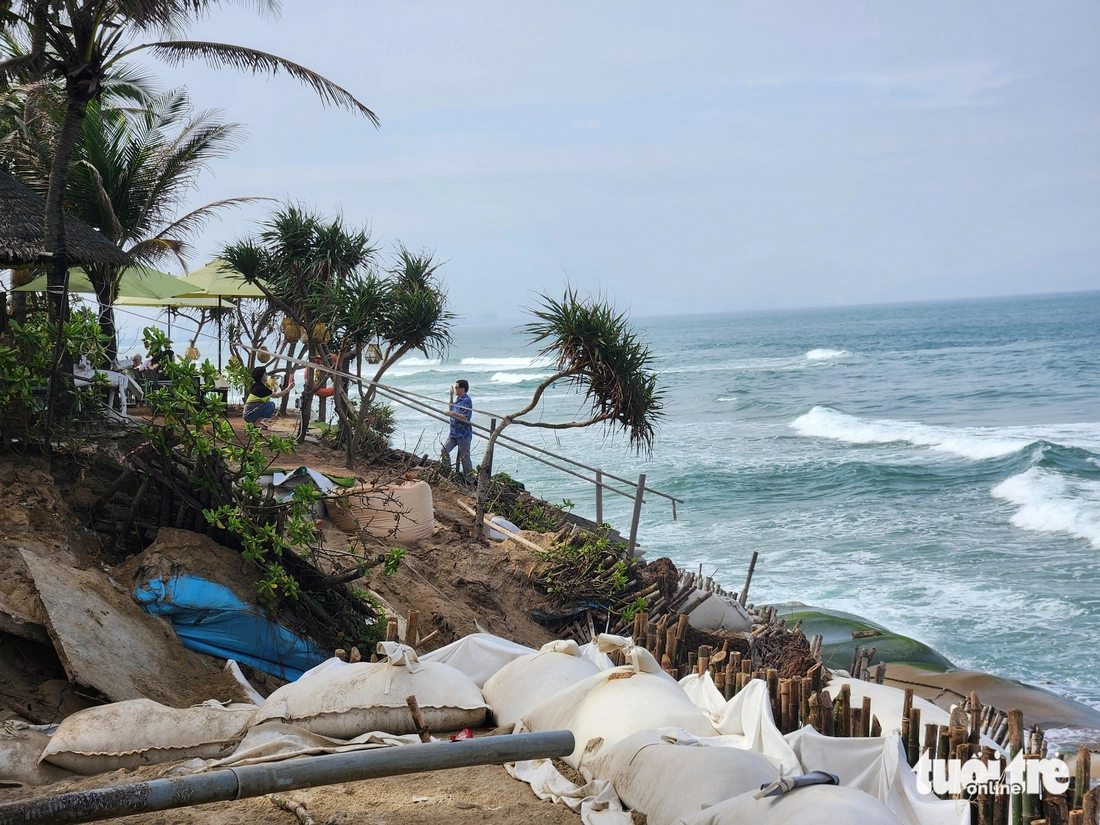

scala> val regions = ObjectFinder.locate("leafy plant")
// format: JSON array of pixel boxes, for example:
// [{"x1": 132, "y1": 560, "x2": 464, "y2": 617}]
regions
[{"x1": 534, "y1": 525, "x2": 642, "y2": 608}]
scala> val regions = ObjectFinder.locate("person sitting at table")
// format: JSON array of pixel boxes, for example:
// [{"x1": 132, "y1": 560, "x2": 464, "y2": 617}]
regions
[{"x1": 243, "y1": 366, "x2": 294, "y2": 430}]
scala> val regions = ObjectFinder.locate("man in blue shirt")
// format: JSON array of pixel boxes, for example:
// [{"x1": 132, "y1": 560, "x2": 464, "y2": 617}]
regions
[{"x1": 442, "y1": 379, "x2": 474, "y2": 481}]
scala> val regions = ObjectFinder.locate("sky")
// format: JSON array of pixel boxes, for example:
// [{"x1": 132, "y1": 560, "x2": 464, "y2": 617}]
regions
[{"x1": 129, "y1": 0, "x2": 1100, "y2": 326}]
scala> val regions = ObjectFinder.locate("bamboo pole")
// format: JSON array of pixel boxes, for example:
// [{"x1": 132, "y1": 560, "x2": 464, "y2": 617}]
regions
[
  {"x1": 908, "y1": 707, "x2": 921, "y2": 767},
  {"x1": 403, "y1": 611, "x2": 420, "y2": 648},
  {"x1": 1009, "y1": 709, "x2": 1024, "y2": 825},
  {"x1": 1074, "y1": 747, "x2": 1090, "y2": 811}
]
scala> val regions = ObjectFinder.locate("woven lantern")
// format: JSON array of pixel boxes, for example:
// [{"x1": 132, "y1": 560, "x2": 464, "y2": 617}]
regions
[
  {"x1": 312, "y1": 322, "x2": 330, "y2": 345},
  {"x1": 184, "y1": 346, "x2": 200, "y2": 361},
  {"x1": 281, "y1": 317, "x2": 302, "y2": 343}
]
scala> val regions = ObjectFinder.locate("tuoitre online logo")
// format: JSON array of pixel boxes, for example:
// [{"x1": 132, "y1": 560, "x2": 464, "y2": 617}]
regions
[{"x1": 915, "y1": 752, "x2": 1071, "y2": 796}]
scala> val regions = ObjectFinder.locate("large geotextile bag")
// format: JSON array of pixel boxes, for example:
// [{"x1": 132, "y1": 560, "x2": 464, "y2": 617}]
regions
[
  {"x1": 680, "y1": 784, "x2": 905, "y2": 825},
  {"x1": 584, "y1": 729, "x2": 780, "y2": 825},
  {"x1": 482, "y1": 639, "x2": 600, "y2": 727},
  {"x1": 518, "y1": 634, "x2": 718, "y2": 770},
  {"x1": 40, "y1": 699, "x2": 256, "y2": 775},
  {"x1": 328, "y1": 480, "x2": 434, "y2": 543},
  {"x1": 0, "y1": 723, "x2": 73, "y2": 786},
  {"x1": 254, "y1": 643, "x2": 488, "y2": 738}
]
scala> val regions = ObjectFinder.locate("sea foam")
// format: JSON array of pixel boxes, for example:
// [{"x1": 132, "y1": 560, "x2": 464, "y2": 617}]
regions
[
  {"x1": 805, "y1": 348, "x2": 850, "y2": 361},
  {"x1": 461, "y1": 356, "x2": 552, "y2": 370},
  {"x1": 790, "y1": 406, "x2": 1032, "y2": 460},
  {"x1": 491, "y1": 371, "x2": 553, "y2": 385},
  {"x1": 992, "y1": 468, "x2": 1100, "y2": 549}
]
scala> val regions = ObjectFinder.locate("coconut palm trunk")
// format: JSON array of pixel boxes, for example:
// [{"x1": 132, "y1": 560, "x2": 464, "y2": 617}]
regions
[{"x1": 43, "y1": 95, "x2": 89, "y2": 422}]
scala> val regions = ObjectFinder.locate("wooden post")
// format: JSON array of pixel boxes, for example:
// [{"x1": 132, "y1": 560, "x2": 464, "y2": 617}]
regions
[
  {"x1": 739, "y1": 551, "x2": 758, "y2": 607},
  {"x1": 1009, "y1": 709, "x2": 1024, "y2": 825},
  {"x1": 595, "y1": 469, "x2": 603, "y2": 527},
  {"x1": 1020, "y1": 761, "x2": 1038, "y2": 822},
  {"x1": 924, "y1": 723, "x2": 938, "y2": 760},
  {"x1": 820, "y1": 689, "x2": 834, "y2": 736},
  {"x1": 767, "y1": 669, "x2": 780, "y2": 722},
  {"x1": 485, "y1": 418, "x2": 497, "y2": 477},
  {"x1": 724, "y1": 659, "x2": 736, "y2": 701},
  {"x1": 908, "y1": 707, "x2": 921, "y2": 767},
  {"x1": 780, "y1": 679, "x2": 792, "y2": 733},
  {"x1": 850, "y1": 707, "x2": 863, "y2": 740},
  {"x1": 405, "y1": 695, "x2": 431, "y2": 743},
  {"x1": 809, "y1": 691, "x2": 822, "y2": 733},
  {"x1": 1082, "y1": 788, "x2": 1099, "y2": 825},
  {"x1": 385, "y1": 616, "x2": 399, "y2": 642},
  {"x1": 627, "y1": 473, "x2": 646, "y2": 555},
  {"x1": 792, "y1": 676, "x2": 804, "y2": 730},
  {"x1": 970, "y1": 691, "x2": 983, "y2": 748},
  {"x1": 1074, "y1": 747, "x2": 1090, "y2": 811},
  {"x1": 404, "y1": 610, "x2": 420, "y2": 648}
]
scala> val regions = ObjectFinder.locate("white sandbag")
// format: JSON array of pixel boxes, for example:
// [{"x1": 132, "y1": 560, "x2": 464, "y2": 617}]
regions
[
  {"x1": 518, "y1": 634, "x2": 718, "y2": 770},
  {"x1": 585, "y1": 728, "x2": 780, "y2": 825},
  {"x1": 681, "y1": 783, "x2": 905, "y2": 825},
  {"x1": 40, "y1": 699, "x2": 257, "y2": 775},
  {"x1": 419, "y1": 633, "x2": 535, "y2": 688},
  {"x1": 784, "y1": 729, "x2": 968, "y2": 825},
  {"x1": 685, "y1": 590, "x2": 752, "y2": 632},
  {"x1": 254, "y1": 643, "x2": 487, "y2": 738},
  {"x1": 0, "y1": 723, "x2": 73, "y2": 786},
  {"x1": 341, "y1": 480, "x2": 435, "y2": 543},
  {"x1": 483, "y1": 640, "x2": 601, "y2": 727},
  {"x1": 710, "y1": 678, "x2": 803, "y2": 775}
]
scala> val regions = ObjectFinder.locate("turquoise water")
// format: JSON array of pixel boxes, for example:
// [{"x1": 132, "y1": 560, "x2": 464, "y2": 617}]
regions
[{"x1": 386, "y1": 292, "x2": 1100, "y2": 714}]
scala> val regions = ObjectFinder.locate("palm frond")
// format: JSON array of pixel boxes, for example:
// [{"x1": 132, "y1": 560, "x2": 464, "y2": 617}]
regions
[{"x1": 140, "y1": 41, "x2": 379, "y2": 125}]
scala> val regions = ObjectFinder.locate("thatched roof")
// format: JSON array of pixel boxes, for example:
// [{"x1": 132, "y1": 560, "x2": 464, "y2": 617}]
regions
[{"x1": 0, "y1": 169, "x2": 130, "y2": 268}]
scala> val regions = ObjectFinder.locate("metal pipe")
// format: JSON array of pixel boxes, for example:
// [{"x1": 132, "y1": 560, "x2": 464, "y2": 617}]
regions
[{"x1": 0, "y1": 730, "x2": 575, "y2": 825}]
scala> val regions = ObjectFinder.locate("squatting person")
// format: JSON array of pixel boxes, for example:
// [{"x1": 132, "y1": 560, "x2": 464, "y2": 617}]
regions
[{"x1": 244, "y1": 366, "x2": 295, "y2": 430}]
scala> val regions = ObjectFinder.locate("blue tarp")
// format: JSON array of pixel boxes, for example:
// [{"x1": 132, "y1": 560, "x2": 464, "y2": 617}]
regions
[{"x1": 133, "y1": 575, "x2": 327, "y2": 681}]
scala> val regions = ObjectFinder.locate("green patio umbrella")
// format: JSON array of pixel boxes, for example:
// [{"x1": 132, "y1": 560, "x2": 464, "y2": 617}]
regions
[
  {"x1": 175, "y1": 259, "x2": 267, "y2": 299},
  {"x1": 14, "y1": 266, "x2": 191, "y2": 301},
  {"x1": 174, "y1": 259, "x2": 270, "y2": 369}
]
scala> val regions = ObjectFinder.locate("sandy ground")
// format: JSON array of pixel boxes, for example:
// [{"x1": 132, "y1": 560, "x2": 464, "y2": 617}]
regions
[{"x1": 1, "y1": 761, "x2": 583, "y2": 825}]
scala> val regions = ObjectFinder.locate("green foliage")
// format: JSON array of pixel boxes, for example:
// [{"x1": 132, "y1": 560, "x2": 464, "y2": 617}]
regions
[
  {"x1": 0, "y1": 309, "x2": 115, "y2": 445},
  {"x1": 523, "y1": 289, "x2": 665, "y2": 454},
  {"x1": 535, "y1": 525, "x2": 641, "y2": 607},
  {"x1": 223, "y1": 357, "x2": 252, "y2": 393},
  {"x1": 383, "y1": 547, "x2": 405, "y2": 576},
  {"x1": 316, "y1": 400, "x2": 396, "y2": 460},
  {"x1": 619, "y1": 596, "x2": 648, "y2": 625},
  {"x1": 137, "y1": 328, "x2": 307, "y2": 608}
]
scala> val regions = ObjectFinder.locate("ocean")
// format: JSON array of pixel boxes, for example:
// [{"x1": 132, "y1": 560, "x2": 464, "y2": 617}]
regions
[{"x1": 383, "y1": 291, "x2": 1100, "y2": 716}]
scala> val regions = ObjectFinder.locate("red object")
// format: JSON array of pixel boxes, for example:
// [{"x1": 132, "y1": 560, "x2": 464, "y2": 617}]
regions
[
  {"x1": 449, "y1": 728, "x2": 474, "y2": 741},
  {"x1": 314, "y1": 386, "x2": 335, "y2": 398}
]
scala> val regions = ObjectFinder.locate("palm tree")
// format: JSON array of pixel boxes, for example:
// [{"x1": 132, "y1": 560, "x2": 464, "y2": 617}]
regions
[
  {"x1": 4, "y1": 80, "x2": 255, "y2": 362},
  {"x1": 474, "y1": 289, "x2": 665, "y2": 530},
  {"x1": 0, "y1": 0, "x2": 377, "y2": 413}
]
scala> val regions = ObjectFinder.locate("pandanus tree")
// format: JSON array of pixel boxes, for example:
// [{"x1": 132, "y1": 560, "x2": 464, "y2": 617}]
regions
[
  {"x1": 222, "y1": 204, "x2": 379, "y2": 452},
  {"x1": 225, "y1": 206, "x2": 456, "y2": 467},
  {"x1": 474, "y1": 289, "x2": 665, "y2": 531},
  {"x1": 362, "y1": 245, "x2": 455, "y2": 406},
  {"x1": 0, "y1": 0, "x2": 377, "y2": 415}
]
